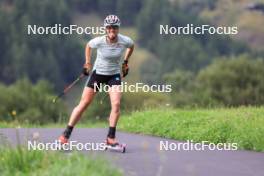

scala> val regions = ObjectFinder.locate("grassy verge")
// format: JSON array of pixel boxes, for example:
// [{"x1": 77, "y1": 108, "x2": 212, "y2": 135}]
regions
[
  {"x1": 119, "y1": 107, "x2": 264, "y2": 152},
  {"x1": 0, "y1": 146, "x2": 122, "y2": 176},
  {"x1": 0, "y1": 119, "x2": 107, "y2": 128},
  {"x1": 1, "y1": 107, "x2": 263, "y2": 152}
]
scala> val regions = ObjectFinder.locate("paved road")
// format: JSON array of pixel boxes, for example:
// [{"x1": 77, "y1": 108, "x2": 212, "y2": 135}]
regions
[{"x1": 0, "y1": 128, "x2": 263, "y2": 176}]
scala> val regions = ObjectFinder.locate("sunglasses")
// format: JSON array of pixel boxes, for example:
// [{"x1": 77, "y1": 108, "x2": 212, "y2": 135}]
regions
[{"x1": 106, "y1": 25, "x2": 119, "y2": 30}]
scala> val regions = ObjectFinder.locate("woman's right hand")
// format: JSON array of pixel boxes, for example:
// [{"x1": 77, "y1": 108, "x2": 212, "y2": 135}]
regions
[{"x1": 82, "y1": 63, "x2": 92, "y2": 76}]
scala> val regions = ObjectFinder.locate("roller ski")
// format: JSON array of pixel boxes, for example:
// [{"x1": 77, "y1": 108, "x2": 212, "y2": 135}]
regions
[{"x1": 104, "y1": 138, "x2": 126, "y2": 153}]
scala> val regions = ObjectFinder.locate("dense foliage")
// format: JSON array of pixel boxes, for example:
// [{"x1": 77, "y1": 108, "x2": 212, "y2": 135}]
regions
[
  {"x1": 0, "y1": 0, "x2": 84, "y2": 88},
  {"x1": 164, "y1": 55, "x2": 264, "y2": 106},
  {"x1": 137, "y1": 0, "x2": 250, "y2": 82},
  {"x1": 0, "y1": 78, "x2": 65, "y2": 124},
  {"x1": 0, "y1": 0, "x2": 264, "y2": 123}
]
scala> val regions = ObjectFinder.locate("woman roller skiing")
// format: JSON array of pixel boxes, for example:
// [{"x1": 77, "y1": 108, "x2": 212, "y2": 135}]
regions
[{"x1": 58, "y1": 15, "x2": 134, "y2": 151}]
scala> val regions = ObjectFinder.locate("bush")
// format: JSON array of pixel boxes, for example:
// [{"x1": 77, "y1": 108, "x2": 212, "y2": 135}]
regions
[
  {"x1": 164, "y1": 55, "x2": 264, "y2": 107},
  {"x1": 197, "y1": 55, "x2": 264, "y2": 106},
  {"x1": 163, "y1": 69, "x2": 197, "y2": 107},
  {"x1": 0, "y1": 78, "x2": 66, "y2": 124}
]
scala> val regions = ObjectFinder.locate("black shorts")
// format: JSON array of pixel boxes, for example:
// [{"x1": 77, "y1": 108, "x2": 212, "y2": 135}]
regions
[{"x1": 86, "y1": 70, "x2": 121, "y2": 91}]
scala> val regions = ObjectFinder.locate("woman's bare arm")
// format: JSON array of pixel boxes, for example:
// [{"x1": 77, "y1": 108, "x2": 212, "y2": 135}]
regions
[{"x1": 124, "y1": 45, "x2": 134, "y2": 63}]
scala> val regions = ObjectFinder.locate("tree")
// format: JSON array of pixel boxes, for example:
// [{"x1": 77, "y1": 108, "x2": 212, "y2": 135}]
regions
[
  {"x1": 0, "y1": 0, "x2": 84, "y2": 89},
  {"x1": 136, "y1": 0, "x2": 250, "y2": 82},
  {"x1": 116, "y1": 0, "x2": 142, "y2": 26}
]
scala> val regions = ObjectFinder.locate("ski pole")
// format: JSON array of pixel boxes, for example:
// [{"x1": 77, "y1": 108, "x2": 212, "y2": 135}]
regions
[{"x1": 53, "y1": 73, "x2": 86, "y2": 103}]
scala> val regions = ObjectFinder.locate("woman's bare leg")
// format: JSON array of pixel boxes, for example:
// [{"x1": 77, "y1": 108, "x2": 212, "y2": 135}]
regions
[
  {"x1": 59, "y1": 87, "x2": 96, "y2": 141},
  {"x1": 107, "y1": 85, "x2": 122, "y2": 143},
  {"x1": 68, "y1": 87, "x2": 96, "y2": 126}
]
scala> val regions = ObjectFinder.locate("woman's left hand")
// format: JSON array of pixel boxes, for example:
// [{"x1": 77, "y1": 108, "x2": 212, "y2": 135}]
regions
[{"x1": 122, "y1": 61, "x2": 129, "y2": 77}]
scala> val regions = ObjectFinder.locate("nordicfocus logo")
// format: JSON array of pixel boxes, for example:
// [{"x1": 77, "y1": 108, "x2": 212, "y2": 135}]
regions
[
  {"x1": 27, "y1": 24, "x2": 105, "y2": 35},
  {"x1": 94, "y1": 82, "x2": 172, "y2": 93},
  {"x1": 160, "y1": 24, "x2": 238, "y2": 35},
  {"x1": 160, "y1": 140, "x2": 238, "y2": 151},
  {"x1": 27, "y1": 140, "x2": 106, "y2": 151}
]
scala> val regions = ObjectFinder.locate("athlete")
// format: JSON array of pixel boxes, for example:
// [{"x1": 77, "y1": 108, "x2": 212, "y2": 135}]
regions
[{"x1": 58, "y1": 15, "x2": 134, "y2": 146}]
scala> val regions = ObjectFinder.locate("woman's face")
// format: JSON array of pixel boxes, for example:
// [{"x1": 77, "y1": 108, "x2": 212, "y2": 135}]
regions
[{"x1": 106, "y1": 25, "x2": 119, "y2": 40}]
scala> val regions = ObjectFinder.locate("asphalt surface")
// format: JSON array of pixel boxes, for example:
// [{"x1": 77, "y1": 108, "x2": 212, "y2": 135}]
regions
[{"x1": 0, "y1": 128, "x2": 263, "y2": 176}]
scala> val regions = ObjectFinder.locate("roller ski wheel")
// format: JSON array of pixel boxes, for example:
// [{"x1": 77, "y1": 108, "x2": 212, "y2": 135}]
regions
[{"x1": 104, "y1": 140, "x2": 126, "y2": 153}]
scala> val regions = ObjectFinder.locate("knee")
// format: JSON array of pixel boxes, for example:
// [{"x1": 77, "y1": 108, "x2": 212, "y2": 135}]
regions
[
  {"x1": 76, "y1": 99, "x2": 91, "y2": 111},
  {"x1": 111, "y1": 101, "x2": 120, "y2": 114}
]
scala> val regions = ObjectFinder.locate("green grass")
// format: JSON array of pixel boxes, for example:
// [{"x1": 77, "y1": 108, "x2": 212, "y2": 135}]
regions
[
  {"x1": 119, "y1": 107, "x2": 264, "y2": 152},
  {"x1": 0, "y1": 146, "x2": 122, "y2": 176},
  {"x1": 2, "y1": 107, "x2": 263, "y2": 152}
]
